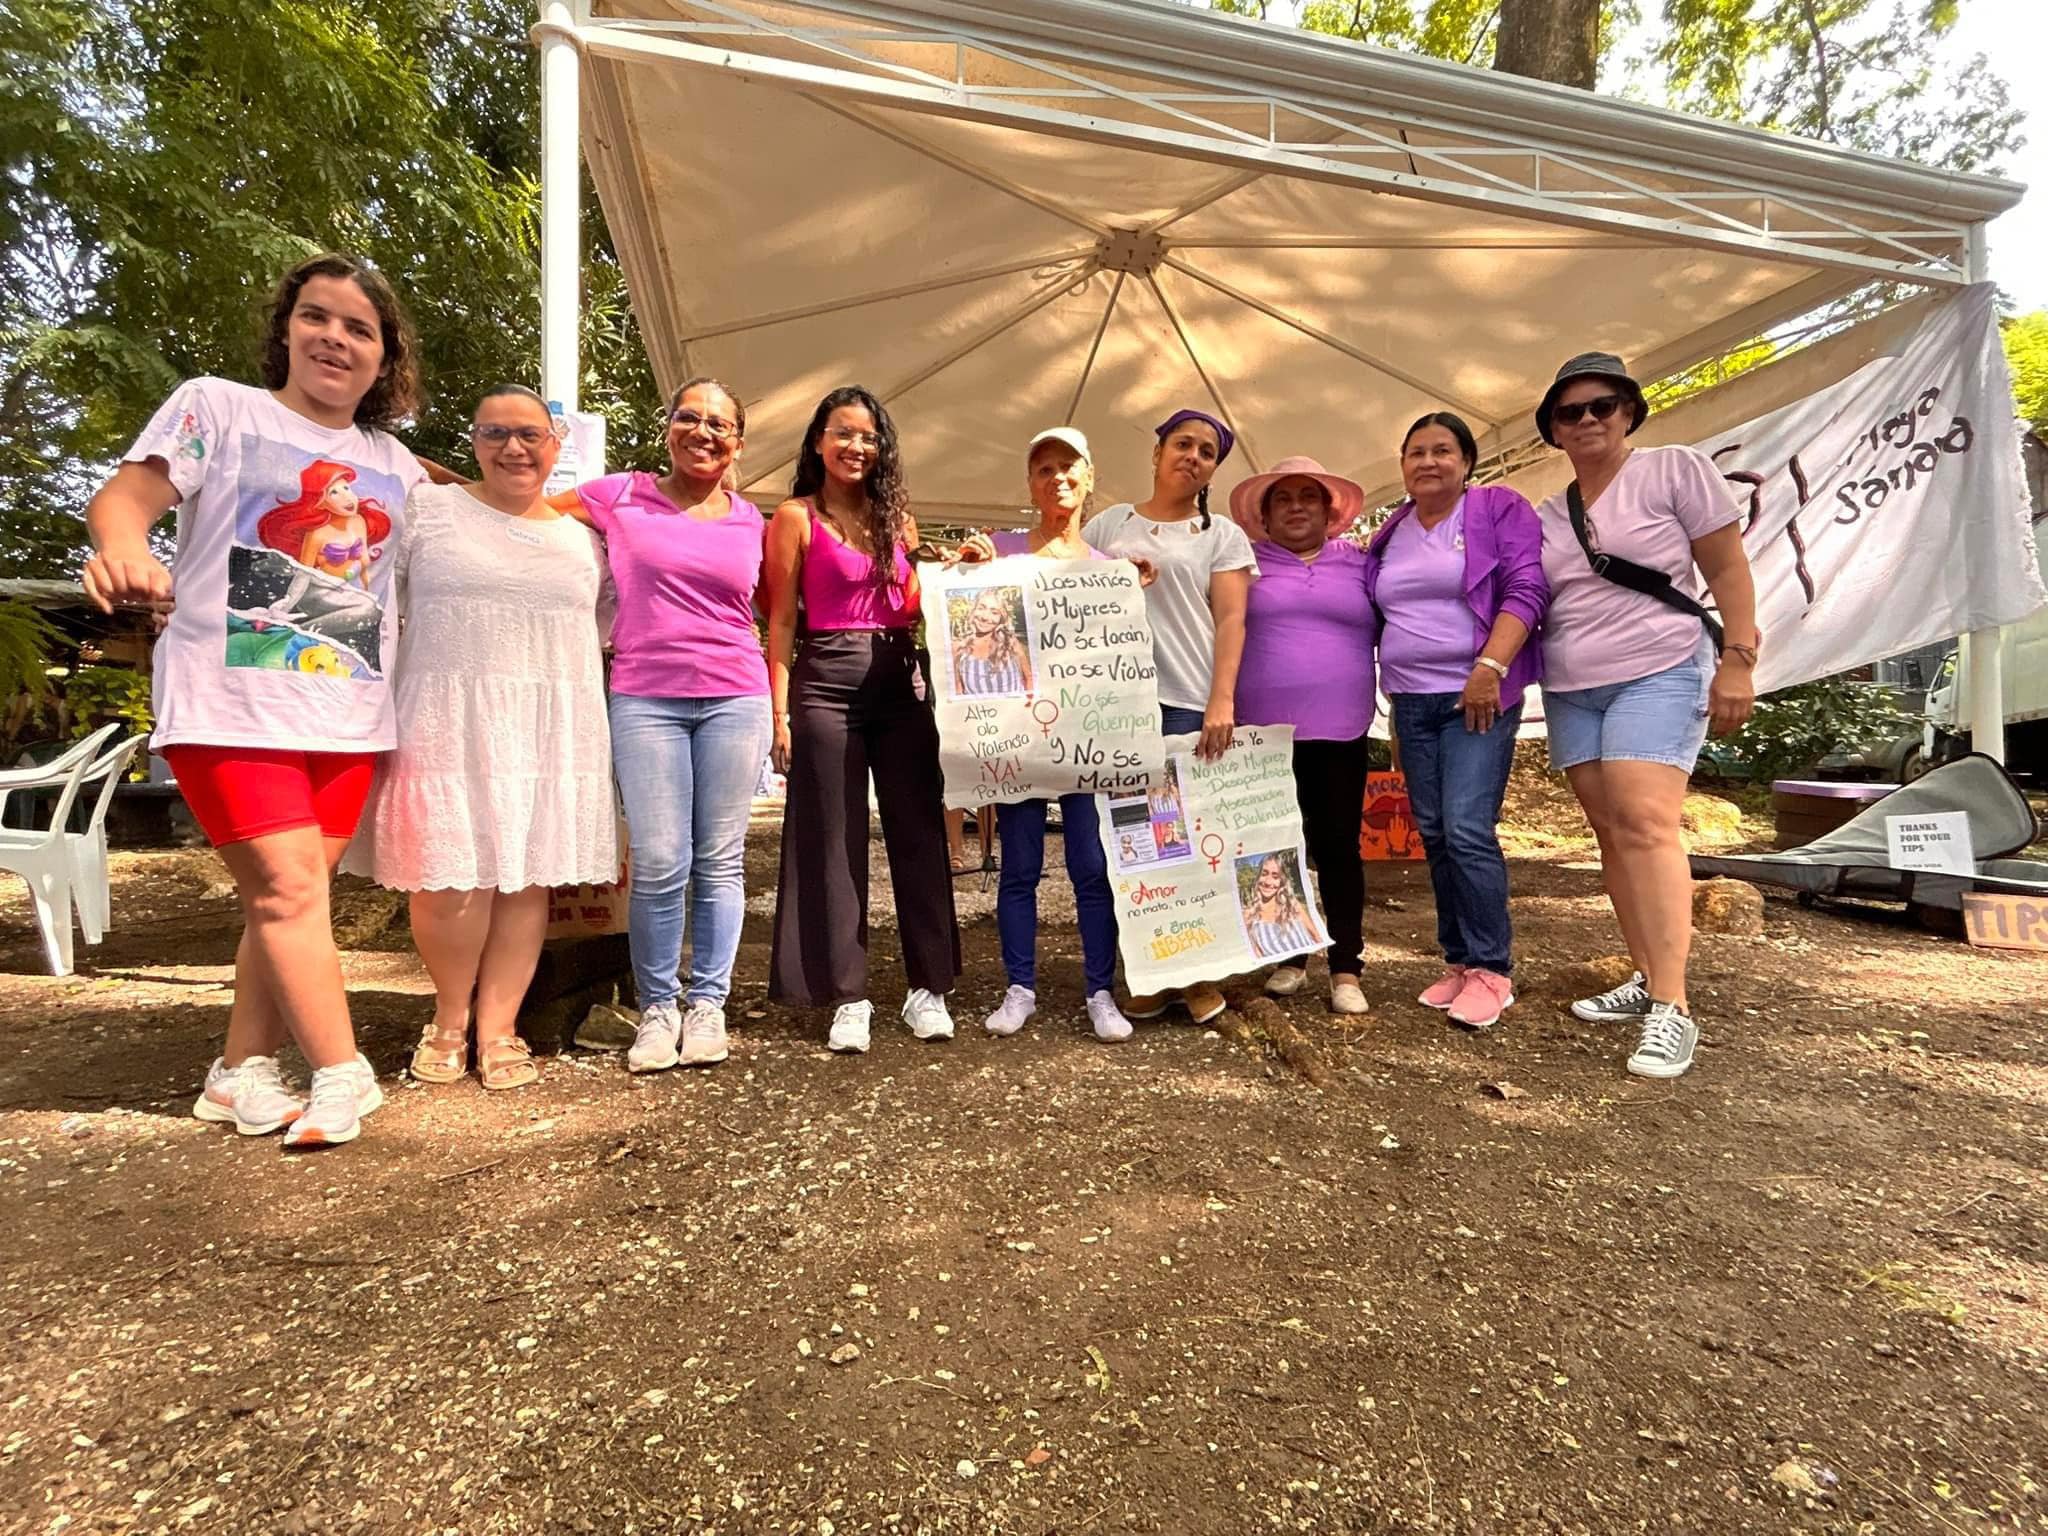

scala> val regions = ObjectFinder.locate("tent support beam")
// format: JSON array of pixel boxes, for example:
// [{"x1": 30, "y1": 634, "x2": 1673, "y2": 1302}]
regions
[
  {"x1": 1143, "y1": 274, "x2": 1260, "y2": 476},
  {"x1": 678, "y1": 249, "x2": 1094, "y2": 342},
  {"x1": 1066, "y1": 270, "x2": 1125, "y2": 425},
  {"x1": 1162, "y1": 256, "x2": 1498, "y2": 428},
  {"x1": 1961, "y1": 223, "x2": 2005, "y2": 763},
  {"x1": 538, "y1": 0, "x2": 582, "y2": 412}
]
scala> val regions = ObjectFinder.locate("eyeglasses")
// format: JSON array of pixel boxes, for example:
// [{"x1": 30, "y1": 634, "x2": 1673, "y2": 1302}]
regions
[
  {"x1": 471, "y1": 423, "x2": 560, "y2": 448},
  {"x1": 670, "y1": 409, "x2": 740, "y2": 441},
  {"x1": 1551, "y1": 394, "x2": 1625, "y2": 427},
  {"x1": 825, "y1": 428, "x2": 880, "y2": 451}
]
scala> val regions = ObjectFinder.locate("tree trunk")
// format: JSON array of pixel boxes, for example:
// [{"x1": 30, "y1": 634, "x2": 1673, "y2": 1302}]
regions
[{"x1": 1493, "y1": 0, "x2": 1599, "y2": 90}]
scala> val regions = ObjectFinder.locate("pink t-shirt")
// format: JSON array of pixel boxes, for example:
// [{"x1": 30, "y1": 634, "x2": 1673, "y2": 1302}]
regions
[
  {"x1": 1375, "y1": 501, "x2": 1476, "y2": 695},
  {"x1": 579, "y1": 472, "x2": 768, "y2": 699},
  {"x1": 1537, "y1": 446, "x2": 1740, "y2": 692}
]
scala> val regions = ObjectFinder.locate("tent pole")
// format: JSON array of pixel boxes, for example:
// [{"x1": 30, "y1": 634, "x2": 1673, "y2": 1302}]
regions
[
  {"x1": 538, "y1": 0, "x2": 581, "y2": 413},
  {"x1": 1959, "y1": 222, "x2": 2004, "y2": 763}
]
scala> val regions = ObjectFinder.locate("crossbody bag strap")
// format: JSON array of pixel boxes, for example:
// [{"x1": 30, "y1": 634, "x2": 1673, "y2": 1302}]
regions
[{"x1": 1565, "y1": 480, "x2": 1724, "y2": 654}]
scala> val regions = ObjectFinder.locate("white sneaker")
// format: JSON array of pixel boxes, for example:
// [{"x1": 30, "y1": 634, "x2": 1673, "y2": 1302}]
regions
[
  {"x1": 192, "y1": 1055, "x2": 304, "y2": 1136},
  {"x1": 281, "y1": 1054, "x2": 382, "y2": 1151},
  {"x1": 828, "y1": 1000, "x2": 873, "y2": 1054},
  {"x1": 1086, "y1": 990, "x2": 1133, "y2": 1043},
  {"x1": 1264, "y1": 964, "x2": 1308, "y2": 997},
  {"x1": 627, "y1": 1001, "x2": 682, "y2": 1073},
  {"x1": 984, "y1": 984, "x2": 1036, "y2": 1036},
  {"x1": 678, "y1": 1002, "x2": 729, "y2": 1067},
  {"x1": 901, "y1": 988, "x2": 955, "y2": 1041}
]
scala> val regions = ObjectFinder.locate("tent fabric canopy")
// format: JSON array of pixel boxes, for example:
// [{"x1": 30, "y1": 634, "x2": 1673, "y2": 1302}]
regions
[{"x1": 570, "y1": 0, "x2": 2022, "y2": 524}]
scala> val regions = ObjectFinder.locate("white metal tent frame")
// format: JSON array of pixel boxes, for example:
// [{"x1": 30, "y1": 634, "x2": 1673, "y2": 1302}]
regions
[{"x1": 531, "y1": 0, "x2": 2024, "y2": 753}]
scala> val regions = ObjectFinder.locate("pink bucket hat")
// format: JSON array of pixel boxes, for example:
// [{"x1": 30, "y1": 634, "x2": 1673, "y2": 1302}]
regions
[{"x1": 1228, "y1": 456, "x2": 1367, "y2": 539}]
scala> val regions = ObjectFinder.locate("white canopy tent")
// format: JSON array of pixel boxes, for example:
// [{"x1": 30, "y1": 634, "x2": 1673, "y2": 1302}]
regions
[{"x1": 532, "y1": 0, "x2": 2025, "y2": 748}]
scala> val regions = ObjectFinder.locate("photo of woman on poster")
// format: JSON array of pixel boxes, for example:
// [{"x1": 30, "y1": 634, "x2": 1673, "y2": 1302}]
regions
[
  {"x1": 948, "y1": 584, "x2": 1033, "y2": 698},
  {"x1": 1237, "y1": 850, "x2": 1324, "y2": 959}
]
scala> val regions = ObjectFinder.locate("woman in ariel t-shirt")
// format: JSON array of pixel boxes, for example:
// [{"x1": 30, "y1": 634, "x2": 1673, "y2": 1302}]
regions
[{"x1": 81, "y1": 252, "x2": 429, "y2": 1150}]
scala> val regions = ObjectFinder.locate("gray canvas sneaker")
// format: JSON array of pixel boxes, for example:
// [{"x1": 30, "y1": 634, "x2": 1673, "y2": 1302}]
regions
[
  {"x1": 1571, "y1": 971, "x2": 1652, "y2": 1023},
  {"x1": 1627, "y1": 1001, "x2": 1700, "y2": 1079}
]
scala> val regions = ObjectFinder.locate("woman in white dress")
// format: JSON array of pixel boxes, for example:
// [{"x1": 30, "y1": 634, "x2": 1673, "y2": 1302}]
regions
[{"x1": 346, "y1": 386, "x2": 617, "y2": 1089}]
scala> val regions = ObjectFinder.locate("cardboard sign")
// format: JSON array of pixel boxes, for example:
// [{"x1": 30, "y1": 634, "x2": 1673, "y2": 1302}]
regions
[
  {"x1": 546, "y1": 821, "x2": 629, "y2": 939},
  {"x1": 1960, "y1": 893, "x2": 2048, "y2": 953},
  {"x1": 1359, "y1": 770, "x2": 1424, "y2": 861},
  {"x1": 922, "y1": 555, "x2": 1163, "y2": 809},
  {"x1": 1102, "y1": 725, "x2": 1328, "y2": 993},
  {"x1": 1883, "y1": 810, "x2": 1974, "y2": 875}
]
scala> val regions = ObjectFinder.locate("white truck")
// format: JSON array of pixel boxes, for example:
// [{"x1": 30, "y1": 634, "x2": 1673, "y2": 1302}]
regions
[{"x1": 1923, "y1": 488, "x2": 2048, "y2": 777}]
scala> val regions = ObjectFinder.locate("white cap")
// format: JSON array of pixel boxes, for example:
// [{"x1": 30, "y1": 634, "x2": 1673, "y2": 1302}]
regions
[{"x1": 1025, "y1": 425, "x2": 1091, "y2": 462}]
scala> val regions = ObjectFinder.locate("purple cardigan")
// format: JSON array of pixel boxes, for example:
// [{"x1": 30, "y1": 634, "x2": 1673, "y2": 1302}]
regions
[{"x1": 1362, "y1": 484, "x2": 1549, "y2": 698}]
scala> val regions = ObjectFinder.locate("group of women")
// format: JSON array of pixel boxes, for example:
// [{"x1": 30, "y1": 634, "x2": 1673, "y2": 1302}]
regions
[{"x1": 80, "y1": 253, "x2": 1759, "y2": 1151}]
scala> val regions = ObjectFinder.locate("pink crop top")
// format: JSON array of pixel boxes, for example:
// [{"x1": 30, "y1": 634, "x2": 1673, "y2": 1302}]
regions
[{"x1": 800, "y1": 507, "x2": 917, "y2": 630}]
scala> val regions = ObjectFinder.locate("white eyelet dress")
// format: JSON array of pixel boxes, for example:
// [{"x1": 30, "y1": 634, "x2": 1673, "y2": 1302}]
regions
[{"x1": 343, "y1": 483, "x2": 618, "y2": 892}]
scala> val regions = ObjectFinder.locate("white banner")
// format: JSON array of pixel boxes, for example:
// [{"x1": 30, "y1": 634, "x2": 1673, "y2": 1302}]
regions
[
  {"x1": 922, "y1": 555, "x2": 1163, "y2": 809},
  {"x1": 1101, "y1": 726, "x2": 1327, "y2": 994},
  {"x1": 1505, "y1": 283, "x2": 2044, "y2": 693}
]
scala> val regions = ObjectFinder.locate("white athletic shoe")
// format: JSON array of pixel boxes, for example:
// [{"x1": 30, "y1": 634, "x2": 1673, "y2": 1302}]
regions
[
  {"x1": 1086, "y1": 991, "x2": 1133, "y2": 1043},
  {"x1": 192, "y1": 1055, "x2": 304, "y2": 1137},
  {"x1": 901, "y1": 988, "x2": 955, "y2": 1041},
  {"x1": 984, "y1": 985, "x2": 1036, "y2": 1037},
  {"x1": 678, "y1": 1002, "x2": 729, "y2": 1067},
  {"x1": 828, "y1": 1001, "x2": 873, "y2": 1054},
  {"x1": 626, "y1": 1001, "x2": 682, "y2": 1073},
  {"x1": 281, "y1": 1054, "x2": 383, "y2": 1151}
]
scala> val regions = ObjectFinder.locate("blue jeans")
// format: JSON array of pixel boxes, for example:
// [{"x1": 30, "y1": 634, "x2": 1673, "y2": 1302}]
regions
[
  {"x1": 996, "y1": 794, "x2": 1118, "y2": 994},
  {"x1": 1160, "y1": 704, "x2": 1205, "y2": 736},
  {"x1": 608, "y1": 692, "x2": 772, "y2": 1008},
  {"x1": 1389, "y1": 692, "x2": 1521, "y2": 974}
]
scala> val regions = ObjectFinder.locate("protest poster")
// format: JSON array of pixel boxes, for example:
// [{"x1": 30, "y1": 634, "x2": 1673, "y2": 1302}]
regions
[
  {"x1": 1359, "y1": 770, "x2": 1424, "y2": 861},
  {"x1": 1102, "y1": 725, "x2": 1328, "y2": 993},
  {"x1": 922, "y1": 555, "x2": 1163, "y2": 809}
]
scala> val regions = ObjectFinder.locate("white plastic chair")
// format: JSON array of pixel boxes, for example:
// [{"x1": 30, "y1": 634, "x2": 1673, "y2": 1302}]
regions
[
  {"x1": 0, "y1": 724, "x2": 118, "y2": 976},
  {"x1": 64, "y1": 733, "x2": 148, "y2": 946}
]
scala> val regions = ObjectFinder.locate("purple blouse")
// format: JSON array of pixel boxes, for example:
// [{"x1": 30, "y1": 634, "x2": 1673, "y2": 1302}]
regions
[{"x1": 1236, "y1": 539, "x2": 1376, "y2": 741}]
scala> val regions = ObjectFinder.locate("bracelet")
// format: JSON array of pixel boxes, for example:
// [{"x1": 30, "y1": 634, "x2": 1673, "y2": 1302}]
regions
[
  {"x1": 1473, "y1": 656, "x2": 1509, "y2": 678},
  {"x1": 1723, "y1": 644, "x2": 1758, "y2": 667}
]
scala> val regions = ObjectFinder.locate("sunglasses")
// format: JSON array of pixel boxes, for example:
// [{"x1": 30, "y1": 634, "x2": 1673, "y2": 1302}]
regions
[{"x1": 1551, "y1": 394, "x2": 1626, "y2": 427}]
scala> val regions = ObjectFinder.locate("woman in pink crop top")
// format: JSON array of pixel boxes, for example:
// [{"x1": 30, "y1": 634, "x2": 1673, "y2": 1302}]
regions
[{"x1": 763, "y1": 386, "x2": 960, "y2": 1053}]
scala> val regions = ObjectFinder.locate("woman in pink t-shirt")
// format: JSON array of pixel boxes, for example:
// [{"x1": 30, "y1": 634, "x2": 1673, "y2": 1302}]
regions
[
  {"x1": 556, "y1": 377, "x2": 772, "y2": 1076},
  {"x1": 1532, "y1": 353, "x2": 1760, "y2": 1081}
]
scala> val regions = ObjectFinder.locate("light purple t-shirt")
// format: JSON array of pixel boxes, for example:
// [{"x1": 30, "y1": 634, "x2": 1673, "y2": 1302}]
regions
[
  {"x1": 1237, "y1": 540, "x2": 1375, "y2": 741},
  {"x1": 579, "y1": 471, "x2": 769, "y2": 699},
  {"x1": 1537, "y1": 446, "x2": 1740, "y2": 692},
  {"x1": 1376, "y1": 501, "x2": 1476, "y2": 695}
]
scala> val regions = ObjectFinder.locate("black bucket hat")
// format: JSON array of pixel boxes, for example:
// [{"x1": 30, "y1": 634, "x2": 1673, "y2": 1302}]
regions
[{"x1": 1535, "y1": 352, "x2": 1649, "y2": 447}]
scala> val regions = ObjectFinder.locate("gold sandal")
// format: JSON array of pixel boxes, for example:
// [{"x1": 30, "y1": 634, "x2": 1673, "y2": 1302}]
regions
[
  {"x1": 477, "y1": 1035, "x2": 538, "y2": 1091},
  {"x1": 410, "y1": 1023, "x2": 469, "y2": 1083}
]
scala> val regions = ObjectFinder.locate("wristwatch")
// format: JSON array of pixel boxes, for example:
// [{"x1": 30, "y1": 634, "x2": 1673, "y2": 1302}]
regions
[{"x1": 1474, "y1": 657, "x2": 1509, "y2": 678}]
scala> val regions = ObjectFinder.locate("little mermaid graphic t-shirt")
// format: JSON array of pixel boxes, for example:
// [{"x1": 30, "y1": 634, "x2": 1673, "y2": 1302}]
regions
[{"x1": 124, "y1": 377, "x2": 425, "y2": 752}]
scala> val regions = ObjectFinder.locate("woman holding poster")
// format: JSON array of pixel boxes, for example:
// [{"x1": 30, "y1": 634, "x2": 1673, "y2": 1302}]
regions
[
  {"x1": 1083, "y1": 408, "x2": 1257, "y2": 1026},
  {"x1": 1232, "y1": 455, "x2": 1374, "y2": 1017},
  {"x1": 954, "y1": 428, "x2": 1134, "y2": 1042},
  {"x1": 1363, "y1": 413, "x2": 1547, "y2": 1034},
  {"x1": 1533, "y1": 354, "x2": 1758, "y2": 1080},
  {"x1": 764, "y1": 387, "x2": 961, "y2": 1055}
]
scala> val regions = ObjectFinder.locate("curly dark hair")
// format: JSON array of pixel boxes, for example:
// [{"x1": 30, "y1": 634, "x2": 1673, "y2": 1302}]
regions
[
  {"x1": 259, "y1": 253, "x2": 421, "y2": 432},
  {"x1": 791, "y1": 385, "x2": 911, "y2": 587}
]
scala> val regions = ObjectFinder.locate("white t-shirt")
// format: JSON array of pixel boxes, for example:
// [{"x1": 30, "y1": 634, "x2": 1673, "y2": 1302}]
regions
[
  {"x1": 124, "y1": 378, "x2": 425, "y2": 752},
  {"x1": 1083, "y1": 502, "x2": 1259, "y2": 710}
]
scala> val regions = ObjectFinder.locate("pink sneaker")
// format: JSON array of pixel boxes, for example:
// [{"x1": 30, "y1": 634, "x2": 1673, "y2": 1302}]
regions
[
  {"x1": 1417, "y1": 966, "x2": 1467, "y2": 1010},
  {"x1": 1448, "y1": 969, "x2": 1515, "y2": 1030}
]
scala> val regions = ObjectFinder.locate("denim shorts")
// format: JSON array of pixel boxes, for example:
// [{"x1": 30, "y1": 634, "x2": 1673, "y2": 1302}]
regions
[{"x1": 1543, "y1": 638, "x2": 1714, "y2": 773}]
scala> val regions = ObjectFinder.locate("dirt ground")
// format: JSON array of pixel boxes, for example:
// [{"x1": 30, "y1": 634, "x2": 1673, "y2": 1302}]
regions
[{"x1": 1, "y1": 757, "x2": 2044, "y2": 1535}]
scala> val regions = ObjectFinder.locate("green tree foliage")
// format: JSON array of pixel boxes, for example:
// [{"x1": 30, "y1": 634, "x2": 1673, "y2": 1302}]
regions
[
  {"x1": 2003, "y1": 311, "x2": 2048, "y2": 436},
  {"x1": 1653, "y1": 0, "x2": 2020, "y2": 171},
  {"x1": 0, "y1": 0, "x2": 660, "y2": 578}
]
